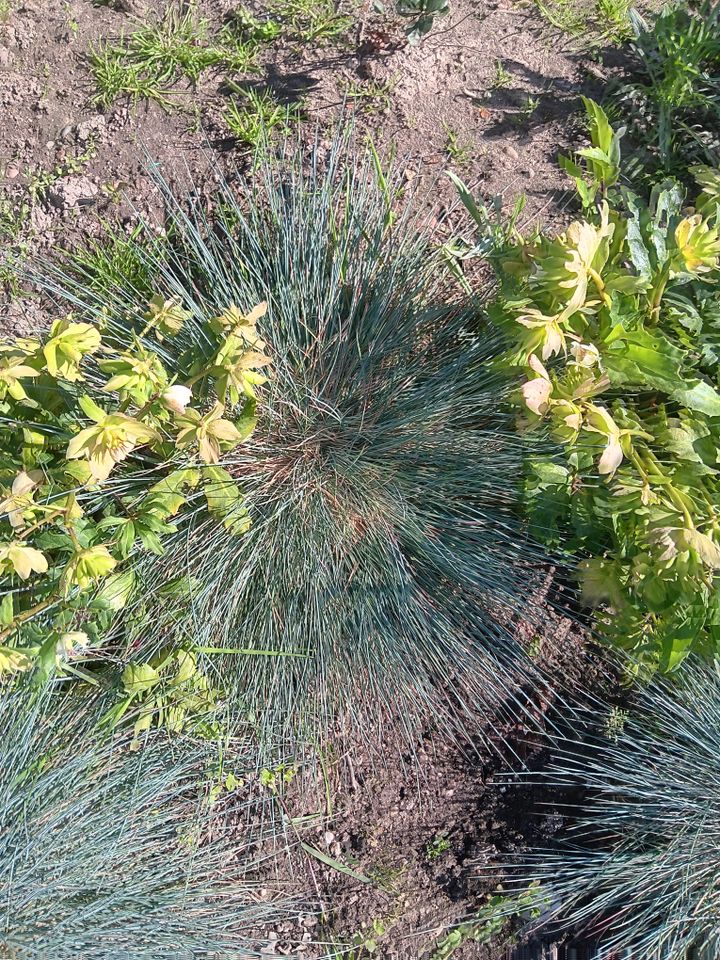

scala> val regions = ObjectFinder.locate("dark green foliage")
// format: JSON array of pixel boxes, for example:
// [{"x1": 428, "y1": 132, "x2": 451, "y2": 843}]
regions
[
  {"x1": 615, "y1": 1, "x2": 720, "y2": 176},
  {"x1": 513, "y1": 662, "x2": 720, "y2": 958},
  {"x1": 0, "y1": 690, "x2": 289, "y2": 958},
  {"x1": 41, "y1": 141, "x2": 556, "y2": 744}
]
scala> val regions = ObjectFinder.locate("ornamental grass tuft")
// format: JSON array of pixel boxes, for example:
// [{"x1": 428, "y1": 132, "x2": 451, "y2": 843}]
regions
[
  {"x1": 0, "y1": 689, "x2": 292, "y2": 959},
  {"x1": 30, "y1": 140, "x2": 557, "y2": 743},
  {"x1": 511, "y1": 661, "x2": 720, "y2": 958}
]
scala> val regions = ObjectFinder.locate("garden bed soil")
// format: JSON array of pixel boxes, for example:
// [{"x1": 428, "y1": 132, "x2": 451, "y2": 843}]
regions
[
  {"x1": 1, "y1": 0, "x2": 625, "y2": 334},
  {"x1": 247, "y1": 570, "x2": 614, "y2": 959}
]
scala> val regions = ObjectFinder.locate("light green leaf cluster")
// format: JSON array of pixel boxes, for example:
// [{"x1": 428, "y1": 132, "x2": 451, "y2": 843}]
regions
[
  {"x1": 460, "y1": 100, "x2": 720, "y2": 672},
  {"x1": 0, "y1": 297, "x2": 270, "y2": 712}
]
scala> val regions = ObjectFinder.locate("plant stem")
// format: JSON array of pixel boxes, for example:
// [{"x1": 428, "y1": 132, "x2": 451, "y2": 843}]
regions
[
  {"x1": 649, "y1": 263, "x2": 670, "y2": 323},
  {"x1": 0, "y1": 595, "x2": 58, "y2": 642}
]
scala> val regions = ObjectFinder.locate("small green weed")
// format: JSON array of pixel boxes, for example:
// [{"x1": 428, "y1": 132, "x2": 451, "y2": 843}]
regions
[
  {"x1": 270, "y1": 0, "x2": 352, "y2": 42},
  {"x1": 89, "y1": 6, "x2": 261, "y2": 109},
  {"x1": 64, "y1": 1, "x2": 79, "y2": 36},
  {"x1": 365, "y1": 861, "x2": 405, "y2": 894},
  {"x1": 491, "y1": 59, "x2": 513, "y2": 89},
  {"x1": 595, "y1": 0, "x2": 632, "y2": 41},
  {"x1": 426, "y1": 834, "x2": 451, "y2": 860},
  {"x1": 429, "y1": 885, "x2": 543, "y2": 958},
  {"x1": 534, "y1": 0, "x2": 587, "y2": 36},
  {"x1": 0, "y1": 0, "x2": 11, "y2": 23},
  {"x1": 513, "y1": 94, "x2": 540, "y2": 125},
  {"x1": 224, "y1": 87, "x2": 301, "y2": 148},
  {"x1": 341, "y1": 76, "x2": 395, "y2": 113},
  {"x1": 326, "y1": 917, "x2": 396, "y2": 958},
  {"x1": 444, "y1": 126, "x2": 473, "y2": 166},
  {"x1": 0, "y1": 192, "x2": 30, "y2": 293},
  {"x1": 25, "y1": 139, "x2": 98, "y2": 204},
  {"x1": 259, "y1": 763, "x2": 298, "y2": 791},
  {"x1": 603, "y1": 706, "x2": 629, "y2": 742},
  {"x1": 221, "y1": 5, "x2": 282, "y2": 44},
  {"x1": 68, "y1": 225, "x2": 153, "y2": 297}
]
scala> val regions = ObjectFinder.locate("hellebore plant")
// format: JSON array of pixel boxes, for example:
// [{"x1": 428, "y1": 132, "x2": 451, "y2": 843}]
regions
[
  {"x1": 0, "y1": 293, "x2": 270, "y2": 732},
  {"x1": 456, "y1": 99, "x2": 720, "y2": 672}
]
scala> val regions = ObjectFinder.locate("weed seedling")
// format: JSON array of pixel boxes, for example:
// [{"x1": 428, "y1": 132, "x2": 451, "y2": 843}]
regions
[
  {"x1": 89, "y1": 7, "x2": 263, "y2": 109},
  {"x1": 64, "y1": 1, "x2": 79, "y2": 36},
  {"x1": 444, "y1": 126, "x2": 473, "y2": 166},
  {"x1": 340, "y1": 76, "x2": 396, "y2": 113},
  {"x1": 534, "y1": 0, "x2": 587, "y2": 36},
  {"x1": 491, "y1": 59, "x2": 513, "y2": 89},
  {"x1": 221, "y1": 6, "x2": 282, "y2": 44},
  {"x1": 595, "y1": 0, "x2": 631, "y2": 41},
  {"x1": 426, "y1": 834, "x2": 451, "y2": 860},
  {"x1": 270, "y1": 0, "x2": 352, "y2": 42},
  {"x1": 512, "y1": 94, "x2": 540, "y2": 126},
  {"x1": 224, "y1": 87, "x2": 301, "y2": 149}
]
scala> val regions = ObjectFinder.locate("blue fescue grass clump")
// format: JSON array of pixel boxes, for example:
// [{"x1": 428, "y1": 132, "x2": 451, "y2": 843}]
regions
[
  {"x1": 0, "y1": 690, "x2": 289, "y2": 959},
  {"x1": 513, "y1": 661, "x2": 720, "y2": 958},
  {"x1": 40, "y1": 139, "x2": 556, "y2": 742}
]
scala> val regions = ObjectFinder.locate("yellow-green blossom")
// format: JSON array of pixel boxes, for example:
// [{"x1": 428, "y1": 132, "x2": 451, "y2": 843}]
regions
[
  {"x1": 0, "y1": 470, "x2": 44, "y2": 530},
  {"x1": 176, "y1": 402, "x2": 244, "y2": 463},
  {"x1": 211, "y1": 334, "x2": 271, "y2": 404},
  {"x1": 674, "y1": 214, "x2": 720, "y2": 275},
  {"x1": 145, "y1": 294, "x2": 191, "y2": 340},
  {"x1": 584, "y1": 404, "x2": 626, "y2": 476},
  {"x1": 61, "y1": 544, "x2": 117, "y2": 592},
  {"x1": 0, "y1": 541, "x2": 48, "y2": 579},
  {"x1": 43, "y1": 317, "x2": 101, "y2": 381},
  {"x1": 0, "y1": 345, "x2": 41, "y2": 401},
  {"x1": 515, "y1": 309, "x2": 568, "y2": 361},
  {"x1": 66, "y1": 397, "x2": 160, "y2": 482},
  {"x1": 209, "y1": 301, "x2": 267, "y2": 338},
  {"x1": 99, "y1": 349, "x2": 168, "y2": 402},
  {"x1": 0, "y1": 646, "x2": 32, "y2": 676}
]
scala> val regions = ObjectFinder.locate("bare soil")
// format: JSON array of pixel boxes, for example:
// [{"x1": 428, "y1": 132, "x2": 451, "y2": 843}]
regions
[
  {"x1": 0, "y1": 1, "x2": 630, "y2": 956},
  {"x1": 0, "y1": 0, "x2": 624, "y2": 332}
]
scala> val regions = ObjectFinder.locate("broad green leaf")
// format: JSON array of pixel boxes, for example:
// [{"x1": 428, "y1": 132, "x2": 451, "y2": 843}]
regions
[
  {"x1": 0, "y1": 592, "x2": 13, "y2": 626},
  {"x1": 123, "y1": 662, "x2": 161, "y2": 694},
  {"x1": 671, "y1": 380, "x2": 720, "y2": 416}
]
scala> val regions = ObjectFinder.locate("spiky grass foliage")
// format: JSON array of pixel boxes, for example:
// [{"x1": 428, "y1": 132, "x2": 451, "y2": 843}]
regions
[
  {"x1": 40, "y1": 140, "x2": 556, "y2": 743},
  {"x1": 0, "y1": 689, "x2": 290, "y2": 959},
  {"x1": 511, "y1": 661, "x2": 720, "y2": 958}
]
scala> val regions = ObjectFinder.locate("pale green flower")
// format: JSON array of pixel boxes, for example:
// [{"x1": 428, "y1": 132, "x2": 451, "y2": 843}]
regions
[
  {"x1": 0, "y1": 541, "x2": 48, "y2": 579},
  {"x1": 145, "y1": 294, "x2": 191, "y2": 340},
  {"x1": 0, "y1": 646, "x2": 32, "y2": 676},
  {"x1": 0, "y1": 470, "x2": 44, "y2": 530},
  {"x1": 66, "y1": 396, "x2": 160, "y2": 482},
  {"x1": 176, "y1": 403, "x2": 243, "y2": 463},
  {"x1": 211, "y1": 333, "x2": 271, "y2": 404},
  {"x1": 43, "y1": 317, "x2": 101, "y2": 381},
  {"x1": 61, "y1": 544, "x2": 117, "y2": 593},
  {"x1": 674, "y1": 214, "x2": 720, "y2": 275},
  {"x1": 0, "y1": 345, "x2": 41, "y2": 401},
  {"x1": 99, "y1": 349, "x2": 168, "y2": 402}
]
